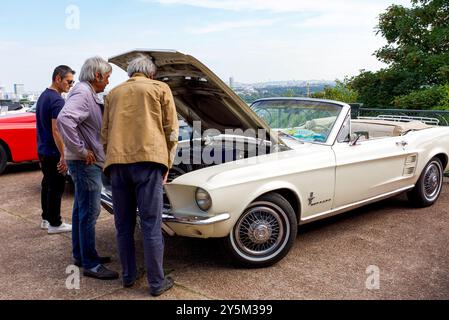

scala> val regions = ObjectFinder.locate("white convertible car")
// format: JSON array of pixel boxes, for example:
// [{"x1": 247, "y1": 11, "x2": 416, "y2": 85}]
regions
[{"x1": 101, "y1": 50, "x2": 449, "y2": 267}]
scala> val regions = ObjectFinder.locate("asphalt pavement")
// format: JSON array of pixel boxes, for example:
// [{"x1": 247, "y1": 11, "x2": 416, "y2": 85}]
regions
[{"x1": 0, "y1": 163, "x2": 448, "y2": 300}]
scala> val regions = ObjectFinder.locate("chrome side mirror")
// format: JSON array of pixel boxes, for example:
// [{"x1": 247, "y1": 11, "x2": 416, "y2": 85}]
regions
[
  {"x1": 349, "y1": 133, "x2": 360, "y2": 146},
  {"x1": 350, "y1": 131, "x2": 368, "y2": 146}
]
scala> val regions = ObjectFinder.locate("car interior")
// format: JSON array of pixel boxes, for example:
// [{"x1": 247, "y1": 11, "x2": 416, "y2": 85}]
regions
[{"x1": 350, "y1": 119, "x2": 432, "y2": 140}]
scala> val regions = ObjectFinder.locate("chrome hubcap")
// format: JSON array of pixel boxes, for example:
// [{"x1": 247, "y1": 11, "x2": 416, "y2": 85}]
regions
[
  {"x1": 423, "y1": 162, "x2": 441, "y2": 201},
  {"x1": 249, "y1": 223, "x2": 272, "y2": 244},
  {"x1": 235, "y1": 205, "x2": 285, "y2": 256}
]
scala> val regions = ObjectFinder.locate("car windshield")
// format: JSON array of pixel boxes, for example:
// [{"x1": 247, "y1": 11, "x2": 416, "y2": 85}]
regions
[{"x1": 251, "y1": 99, "x2": 342, "y2": 143}]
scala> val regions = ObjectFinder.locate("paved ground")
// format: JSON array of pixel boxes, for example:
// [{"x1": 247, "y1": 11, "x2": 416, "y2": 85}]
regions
[{"x1": 0, "y1": 163, "x2": 448, "y2": 300}]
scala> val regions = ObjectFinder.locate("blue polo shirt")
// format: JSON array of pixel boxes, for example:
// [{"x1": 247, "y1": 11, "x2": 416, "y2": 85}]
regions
[{"x1": 36, "y1": 88, "x2": 65, "y2": 157}]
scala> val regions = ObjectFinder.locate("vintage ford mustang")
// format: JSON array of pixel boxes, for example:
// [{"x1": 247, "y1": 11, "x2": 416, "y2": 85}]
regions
[{"x1": 101, "y1": 50, "x2": 449, "y2": 267}]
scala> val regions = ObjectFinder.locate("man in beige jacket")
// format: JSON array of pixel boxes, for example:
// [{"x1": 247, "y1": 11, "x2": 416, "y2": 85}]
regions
[{"x1": 101, "y1": 54, "x2": 179, "y2": 296}]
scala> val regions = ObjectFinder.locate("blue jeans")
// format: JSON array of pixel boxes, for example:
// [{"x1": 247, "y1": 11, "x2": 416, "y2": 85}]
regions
[
  {"x1": 109, "y1": 162, "x2": 165, "y2": 291},
  {"x1": 67, "y1": 161, "x2": 103, "y2": 269}
]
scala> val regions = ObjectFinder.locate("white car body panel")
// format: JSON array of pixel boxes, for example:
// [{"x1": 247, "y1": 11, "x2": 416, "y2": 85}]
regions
[
  {"x1": 165, "y1": 124, "x2": 449, "y2": 239},
  {"x1": 165, "y1": 144, "x2": 337, "y2": 237}
]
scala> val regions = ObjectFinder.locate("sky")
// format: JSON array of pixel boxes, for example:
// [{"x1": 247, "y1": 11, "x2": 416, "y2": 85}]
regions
[{"x1": 0, "y1": 0, "x2": 412, "y2": 92}]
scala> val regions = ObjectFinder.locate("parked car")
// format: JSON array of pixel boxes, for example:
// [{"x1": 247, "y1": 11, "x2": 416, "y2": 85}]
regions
[
  {"x1": 100, "y1": 50, "x2": 449, "y2": 267},
  {"x1": 0, "y1": 102, "x2": 31, "y2": 115},
  {"x1": 0, "y1": 110, "x2": 38, "y2": 174}
]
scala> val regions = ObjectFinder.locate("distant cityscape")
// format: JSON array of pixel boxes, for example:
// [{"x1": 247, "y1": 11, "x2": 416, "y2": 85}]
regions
[
  {"x1": 0, "y1": 78, "x2": 336, "y2": 106},
  {"x1": 229, "y1": 78, "x2": 336, "y2": 104},
  {"x1": 0, "y1": 83, "x2": 41, "y2": 102}
]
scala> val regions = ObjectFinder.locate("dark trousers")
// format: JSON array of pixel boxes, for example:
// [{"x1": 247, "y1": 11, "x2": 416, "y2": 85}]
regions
[
  {"x1": 109, "y1": 162, "x2": 165, "y2": 291},
  {"x1": 39, "y1": 155, "x2": 65, "y2": 227}
]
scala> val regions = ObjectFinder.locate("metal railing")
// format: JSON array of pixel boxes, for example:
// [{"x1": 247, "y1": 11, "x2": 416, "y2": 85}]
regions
[
  {"x1": 355, "y1": 107, "x2": 449, "y2": 126},
  {"x1": 357, "y1": 115, "x2": 441, "y2": 125}
]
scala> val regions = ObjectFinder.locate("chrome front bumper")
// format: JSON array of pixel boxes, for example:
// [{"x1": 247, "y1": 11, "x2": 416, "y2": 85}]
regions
[
  {"x1": 162, "y1": 213, "x2": 231, "y2": 225},
  {"x1": 100, "y1": 190, "x2": 230, "y2": 235},
  {"x1": 100, "y1": 190, "x2": 114, "y2": 214}
]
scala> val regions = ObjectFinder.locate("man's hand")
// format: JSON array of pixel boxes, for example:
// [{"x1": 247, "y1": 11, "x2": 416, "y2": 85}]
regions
[
  {"x1": 57, "y1": 157, "x2": 68, "y2": 175},
  {"x1": 163, "y1": 171, "x2": 169, "y2": 185},
  {"x1": 86, "y1": 150, "x2": 96, "y2": 165}
]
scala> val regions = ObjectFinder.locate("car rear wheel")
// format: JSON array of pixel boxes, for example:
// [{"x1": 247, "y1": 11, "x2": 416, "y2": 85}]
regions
[
  {"x1": 0, "y1": 144, "x2": 8, "y2": 175},
  {"x1": 225, "y1": 193, "x2": 297, "y2": 268},
  {"x1": 407, "y1": 157, "x2": 444, "y2": 208}
]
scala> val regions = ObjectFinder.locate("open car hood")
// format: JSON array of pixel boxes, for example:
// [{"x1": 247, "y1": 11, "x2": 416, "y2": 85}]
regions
[{"x1": 109, "y1": 50, "x2": 274, "y2": 141}]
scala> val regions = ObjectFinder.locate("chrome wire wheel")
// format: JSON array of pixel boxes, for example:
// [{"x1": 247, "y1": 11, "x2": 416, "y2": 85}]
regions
[
  {"x1": 408, "y1": 157, "x2": 444, "y2": 208},
  {"x1": 422, "y1": 160, "x2": 443, "y2": 202},
  {"x1": 230, "y1": 201, "x2": 291, "y2": 263}
]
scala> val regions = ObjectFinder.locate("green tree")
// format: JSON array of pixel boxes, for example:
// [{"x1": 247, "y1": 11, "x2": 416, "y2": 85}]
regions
[
  {"x1": 312, "y1": 80, "x2": 359, "y2": 103},
  {"x1": 393, "y1": 84, "x2": 449, "y2": 110},
  {"x1": 350, "y1": 0, "x2": 449, "y2": 108},
  {"x1": 284, "y1": 89, "x2": 295, "y2": 97}
]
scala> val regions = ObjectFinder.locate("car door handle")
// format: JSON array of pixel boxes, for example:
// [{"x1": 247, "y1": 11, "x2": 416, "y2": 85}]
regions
[{"x1": 396, "y1": 141, "x2": 408, "y2": 147}]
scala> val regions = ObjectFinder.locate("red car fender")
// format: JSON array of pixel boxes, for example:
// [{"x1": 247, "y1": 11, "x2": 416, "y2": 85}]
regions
[{"x1": 0, "y1": 113, "x2": 39, "y2": 163}]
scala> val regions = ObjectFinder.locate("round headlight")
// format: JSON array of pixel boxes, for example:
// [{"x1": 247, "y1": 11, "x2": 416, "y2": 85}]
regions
[{"x1": 195, "y1": 188, "x2": 212, "y2": 211}]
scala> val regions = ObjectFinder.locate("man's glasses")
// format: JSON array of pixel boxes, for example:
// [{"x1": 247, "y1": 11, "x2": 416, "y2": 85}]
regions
[{"x1": 67, "y1": 80, "x2": 75, "y2": 85}]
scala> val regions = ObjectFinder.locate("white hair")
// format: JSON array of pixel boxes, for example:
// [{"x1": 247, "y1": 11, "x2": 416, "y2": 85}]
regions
[
  {"x1": 127, "y1": 54, "x2": 157, "y2": 78},
  {"x1": 79, "y1": 56, "x2": 112, "y2": 82}
]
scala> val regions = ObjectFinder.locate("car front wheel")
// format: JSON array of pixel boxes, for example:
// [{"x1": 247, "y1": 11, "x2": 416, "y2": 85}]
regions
[
  {"x1": 407, "y1": 157, "x2": 444, "y2": 208},
  {"x1": 225, "y1": 193, "x2": 297, "y2": 268}
]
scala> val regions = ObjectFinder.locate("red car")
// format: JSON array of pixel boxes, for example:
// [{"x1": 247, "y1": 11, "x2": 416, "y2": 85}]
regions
[{"x1": 0, "y1": 110, "x2": 38, "y2": 174}]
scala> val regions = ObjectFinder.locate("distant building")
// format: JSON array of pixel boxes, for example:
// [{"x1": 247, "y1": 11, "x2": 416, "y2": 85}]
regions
[
  {"x1": 0, "y1": 85, "x2": 4, "y2": 100},
  {"x1": 14, "y1": 84, "x2": 25, "y2": 99},
  {"x1": 229, "y1": 77, "x2": 234, "y2": 89}
]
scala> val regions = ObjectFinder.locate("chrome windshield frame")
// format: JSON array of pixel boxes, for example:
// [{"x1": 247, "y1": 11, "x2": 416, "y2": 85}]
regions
[{"x1": 250, "y1": 98, "x2": 350, "y2": 147}]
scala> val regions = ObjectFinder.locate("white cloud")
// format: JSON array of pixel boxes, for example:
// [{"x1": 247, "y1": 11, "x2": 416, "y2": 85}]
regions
[
  {"x1": 0, "y1": 41, "x2": 133, "y2": 91},
  {"x1": 151, "y1": 0, "x2": 411, "y2": 14},
  {"x1": 189, "y1": 18, "x2": 277, "y2": 34},
  {"x1": 294, "y1": 13, "x2": 375, "y2": 29},
  {"x1": 149, "y1": 0, "x2": 412, "y2": 30},
  {"x1": 176, "y1": 29, "x2": 388, "y2": 85},
  {"x1": 1, "y1": 1, "x2": 413, "y2": 91},
  {"x1": 0, "y1": 41, "x2": 23, "y2": 49}
]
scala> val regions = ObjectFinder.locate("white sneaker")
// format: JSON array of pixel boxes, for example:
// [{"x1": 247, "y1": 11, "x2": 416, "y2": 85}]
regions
[
  {"x1": 48, "y1": 222, "x2": 72, "y2": 234},
  {"x1": 41, "y1": 220, "x2": 50, "y2": 230}
]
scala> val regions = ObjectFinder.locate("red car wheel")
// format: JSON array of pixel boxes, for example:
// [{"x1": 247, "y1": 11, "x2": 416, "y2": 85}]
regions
[{"x1": 0, "y1": 144, "x2": 8, "y2": 174}]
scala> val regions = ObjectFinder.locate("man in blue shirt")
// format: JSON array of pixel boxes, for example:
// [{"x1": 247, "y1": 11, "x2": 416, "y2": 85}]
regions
[{"x1": 36, "y1": 65, "x2": 75, "y2": 234}]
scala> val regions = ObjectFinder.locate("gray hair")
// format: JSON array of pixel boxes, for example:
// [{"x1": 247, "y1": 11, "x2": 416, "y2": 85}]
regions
[
  {"x1": 79, "y1": 56, "x2": 112, "y2": 82},
  {"x1": 127, "y1": 55, "x2": 157, "y2": 78}
]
